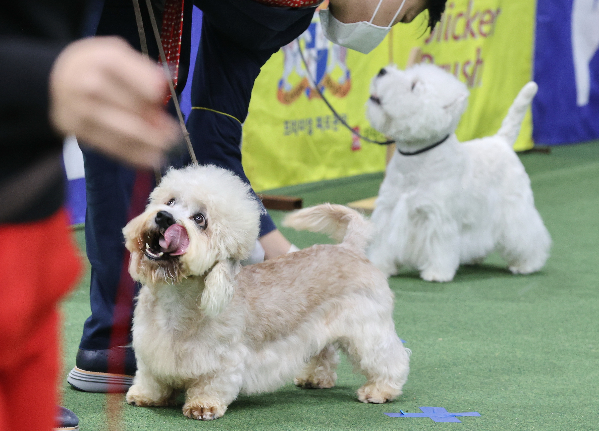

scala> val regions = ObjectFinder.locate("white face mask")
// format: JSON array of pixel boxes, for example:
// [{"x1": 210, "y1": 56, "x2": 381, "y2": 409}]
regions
[{"x1": 319, "y1": 0, "x2": 407, "y2": 54}]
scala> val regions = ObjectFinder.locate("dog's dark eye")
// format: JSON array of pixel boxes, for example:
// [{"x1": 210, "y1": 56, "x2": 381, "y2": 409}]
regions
[
  {"x1": 411, "y1": 80, "x2": 418, "y2": 91},
  {"x1": 166, "y1": 198, "x2": 175, "y2": 206},
  {"x1": 191, "y1": 213, "x2": 207, "y2": 229}
]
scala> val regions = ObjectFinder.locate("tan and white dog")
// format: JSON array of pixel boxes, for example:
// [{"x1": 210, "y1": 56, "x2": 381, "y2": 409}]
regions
[
  {"x1": 123, "y1": 165, "x2": 409, "y2": 420},
  {"x1": 366, "y1": 63, "x2": 551, "y2": 282}
]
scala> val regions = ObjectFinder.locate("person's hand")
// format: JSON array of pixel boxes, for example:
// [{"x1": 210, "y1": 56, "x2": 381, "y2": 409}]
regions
[{"x1": 49, "y1": 36, "x2": 179, "y2": 169}]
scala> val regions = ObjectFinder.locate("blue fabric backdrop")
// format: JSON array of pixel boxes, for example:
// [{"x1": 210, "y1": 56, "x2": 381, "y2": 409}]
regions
[
  {"x1": 180, "y1": 6, "x2": 202, "y2": 120},
  {"x1": 533, "y1": 0, "x2": 599, "y2": 144}
]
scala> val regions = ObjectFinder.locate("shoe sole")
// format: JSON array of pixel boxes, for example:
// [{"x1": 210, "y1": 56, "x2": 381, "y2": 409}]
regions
[
  {"x1": 67, "y1": 367, "x2": 134, "y2": 393},
  {"x1": 54, "y1": 427, "x2": 79, "y2": 431}
]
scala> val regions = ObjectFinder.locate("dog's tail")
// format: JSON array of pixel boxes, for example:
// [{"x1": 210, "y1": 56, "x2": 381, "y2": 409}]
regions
[
  {"x1": 496, "y1": 81, "x2": 538, "y2": 146},
  {"x1": 282, "y1": 204, "x2": 372, "y2": 252}
]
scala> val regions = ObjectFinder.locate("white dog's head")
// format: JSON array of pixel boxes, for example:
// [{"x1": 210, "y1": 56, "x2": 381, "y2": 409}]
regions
[
  {"x1": 123, "y1": 165, "x2": 260, "y2": 312},
  {"x1": 366, "y1": 63, "x2": 469, "y2": 148}
]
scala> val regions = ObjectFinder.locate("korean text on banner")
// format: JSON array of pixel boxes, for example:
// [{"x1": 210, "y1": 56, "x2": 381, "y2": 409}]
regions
[{"x1": 242, "y1": 4, "x2": 390, "y2": 192}]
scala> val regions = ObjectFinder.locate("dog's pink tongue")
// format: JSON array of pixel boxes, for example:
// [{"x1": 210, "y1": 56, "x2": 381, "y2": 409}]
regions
[{"x1": 158, "y1": 224, "x2": 189, "y2": 256}]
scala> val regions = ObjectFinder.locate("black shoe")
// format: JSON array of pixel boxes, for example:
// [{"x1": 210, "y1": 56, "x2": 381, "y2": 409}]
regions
[
  {"x1": 55, "y1": 406, "x2": 79, "y2": 430},
  {"x1": 67, "y1": 346, "x2": 136, "y2": 393}
]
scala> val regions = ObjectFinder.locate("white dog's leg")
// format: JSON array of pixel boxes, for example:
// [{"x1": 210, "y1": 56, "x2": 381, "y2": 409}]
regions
[
  {"x1": 498, "y1": 209, "x2": 551, "y2": 275},
  {"x1": 369, "y1": 198, "x2": 404, "y2": 277},
  {"x1": 339, "y1": 308, "x2": 409, "y2": 404},
  {"x1": 415, "y1": 212, "x2": 461, "y2": 282},
  {"x1": 350, "y1": 331, "x2": 409, "y2": 404},
  {"x1": 182, "y1": 373, "x2": 242, "y2": 421},
  {"x1": 368, "y1": 244, "x2": 401, "y2": 277},
  {"x1": 294, "y1": 344, "x2": 339, "y2": 389},
  {"x1": 126, "y1": 365, "x2": 178, "y2": 407},
  {"x1": 420, "y1": 263, "x2": 458, "y2": 282}
]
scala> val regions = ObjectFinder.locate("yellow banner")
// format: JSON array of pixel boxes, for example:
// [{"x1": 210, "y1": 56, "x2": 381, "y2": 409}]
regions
[
  {"x1": 242, "y1": 0, "x2": 536, "y2": 191},
  {"x1": 242, "y1": 5, "x2": 391, "y2": 192}
]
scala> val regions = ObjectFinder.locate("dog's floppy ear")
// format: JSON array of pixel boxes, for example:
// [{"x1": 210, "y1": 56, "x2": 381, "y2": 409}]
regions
[
  {"x1": 200, "y1": 259, "x2": 240, "y2": 317},
  {"x1": 122, "y1": 213, "x2": 145, "y2": 253},
  {"x1": 122, "y1": 213, "x2": 149, "y2": 283},
  {"x1": 443, "y1": 92, "x2": 468, "y2": 116}
]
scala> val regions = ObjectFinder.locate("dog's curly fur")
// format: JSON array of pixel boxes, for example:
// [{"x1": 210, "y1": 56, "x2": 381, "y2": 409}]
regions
[
  {"x1": 366, "y1": 63, "x2": 551, "y2": 282},
  {"x1": 123, "y1": 165, "x2": 409, "y2": 420}
]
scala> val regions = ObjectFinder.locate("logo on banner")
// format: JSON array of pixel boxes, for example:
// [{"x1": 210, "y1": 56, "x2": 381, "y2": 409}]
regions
[{"x1": 278, "y1": 21, "x2": 352, "y2": 104}]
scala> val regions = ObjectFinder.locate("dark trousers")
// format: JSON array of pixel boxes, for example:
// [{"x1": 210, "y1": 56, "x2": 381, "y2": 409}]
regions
[{"x1": 79, "y1": 0, "x2": 316, "y2": 350}]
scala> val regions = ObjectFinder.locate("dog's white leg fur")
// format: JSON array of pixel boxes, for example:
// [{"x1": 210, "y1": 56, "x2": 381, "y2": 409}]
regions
[
  {"x1": 368, "y1": 200, "x2": 403, "y2": 277},
  {"x1": 294, "y1": 344, "x2": 339, "y2": 389},
  {"x1": 126, "y1": 364, "x2": 178, "y2": 407},
  {"x1": 183, "y1": 372, "x2": 243, "y2": 421},
  {"x1": 331, "y1": 294, "x2": 409, "y2": 404},
  {"x1": 345, "y1": 324, "x2": 409, "y2": 403},
  {"x1": 390, "y1": 190, "x2": 461, "y2": 282},
  {"x1": 368, "y1": 250, "x2": 400, "y2": 278},
  {"x1": 498, "y1": 203, "x2": 551, "y2": 275},
  {"x1": 416, "y1": 211, "x2": 461, "y2": 282},
  {"x1": 368, "y1": 165, "x2": 403, "y2": 277}
]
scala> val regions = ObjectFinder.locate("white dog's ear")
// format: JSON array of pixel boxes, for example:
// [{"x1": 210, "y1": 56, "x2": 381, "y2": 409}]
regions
[
  {"x1": 122, "y1": 213, "x2": 144, "y2": 252},
  {"x1": 444, "y1": 92, "x2": 468, "y2": 115},
  {"x1": 122, "y1": 213, "x2": 147, "y2": 283},
  {"x1": 200, "y1": 259, "x2": 240, "y2": 317}
]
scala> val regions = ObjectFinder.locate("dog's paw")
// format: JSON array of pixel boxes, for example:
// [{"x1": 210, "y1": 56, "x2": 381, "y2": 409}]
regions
[
  {"x1": 182, "y1": 400, "x2": 227, "y2": 421},
  {"x1": 357, "y1": 383, "x2": 401, "y2": 404},
  {"x1": 294, "y1": 374, "x2": 336, "y2": 389},
  {"x1": 420, "y1": 267, "x2": 455, "y2": 282},
  {"x1": 509, "y1": 263, "x2": 541, "y2": 275},
  {"x1": 126, "y1": 385, "x2": 177, "y2": 407}
]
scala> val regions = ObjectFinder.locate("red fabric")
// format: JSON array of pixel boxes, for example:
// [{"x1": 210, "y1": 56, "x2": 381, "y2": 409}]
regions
[
  {"x1": 0, "y1": 209, "x2": 82, "y2": 431},
  {"x1": 253, "y1": 0, "x2": 322, "y2": 7},
  {"x1": 106, "y1": 171, "x2": 153, "y2": 385},
  {"x1": 160, "y1": 0, "x2": 185, "y2": 103},
  {"x1": 103, "y1": 170, "x2": 154, "y2": 430}
]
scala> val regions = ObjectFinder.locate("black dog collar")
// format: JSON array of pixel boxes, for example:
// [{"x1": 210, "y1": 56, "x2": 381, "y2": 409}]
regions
[{"x1": 397, "y1": 135, "x2": 450, "y2": 156}]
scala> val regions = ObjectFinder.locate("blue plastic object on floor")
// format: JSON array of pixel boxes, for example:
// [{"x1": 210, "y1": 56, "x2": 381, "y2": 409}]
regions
[{"x1": 385, "y1": 406, "x2": 481, "y2": 423}]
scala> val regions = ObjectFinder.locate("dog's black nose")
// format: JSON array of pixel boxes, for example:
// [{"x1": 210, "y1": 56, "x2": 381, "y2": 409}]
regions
[
  {"x1": 377, "y1": 68, "x2": 387, "y2": 77},
  {"x1": 155, "y1": 211, "x2": 176, "y2": 229}
]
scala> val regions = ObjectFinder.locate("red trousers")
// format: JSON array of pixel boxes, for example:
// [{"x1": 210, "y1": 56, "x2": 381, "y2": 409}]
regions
[{"x1": 0, "y1": 209, "x2": 82, "y2": 431}]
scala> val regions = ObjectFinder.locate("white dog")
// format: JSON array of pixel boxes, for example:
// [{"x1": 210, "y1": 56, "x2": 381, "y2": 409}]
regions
[
  {"x1": 366, "y1": 63, "x2": 551, "y2": 282},
  {"x1": 122, "y1": 165, "x2": 409, "y2": 420}
]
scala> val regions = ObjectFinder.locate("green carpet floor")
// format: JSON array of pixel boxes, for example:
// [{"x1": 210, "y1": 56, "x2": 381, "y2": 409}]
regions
[{"x1": 60, "y1": 141, "x2": 599, "y2": 430}]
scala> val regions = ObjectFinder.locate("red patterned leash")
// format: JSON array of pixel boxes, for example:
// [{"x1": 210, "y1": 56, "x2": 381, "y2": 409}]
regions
[
  {"x1": 132, "y1": 0, "x2": 197, "y2": 167},
  {"x1": 159, "y1": 0, "x2": 185, "y2": 103}
]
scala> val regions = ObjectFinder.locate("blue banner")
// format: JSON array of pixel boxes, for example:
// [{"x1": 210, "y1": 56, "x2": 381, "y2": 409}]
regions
[
  {"x1": 533, "y1": 0, "x2": 599, "y2": 144},
  {"x1": 180, "y1": 6, "x2": 202, "y2": 119}
]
